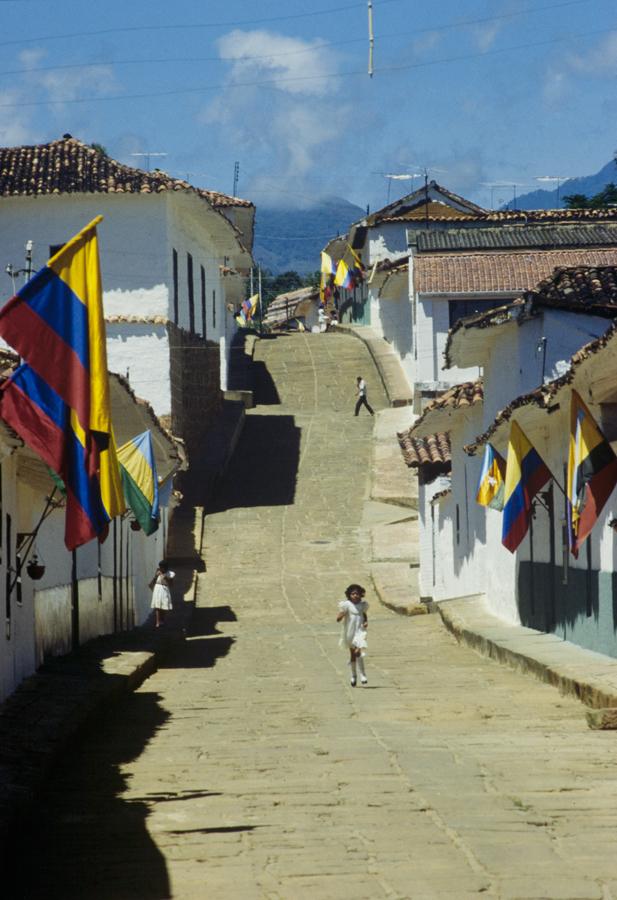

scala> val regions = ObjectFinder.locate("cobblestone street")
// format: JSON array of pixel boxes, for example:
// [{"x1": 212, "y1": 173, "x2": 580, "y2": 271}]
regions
[{"x1": 18, "y1": 333, "x2": 617, "y2": 899}]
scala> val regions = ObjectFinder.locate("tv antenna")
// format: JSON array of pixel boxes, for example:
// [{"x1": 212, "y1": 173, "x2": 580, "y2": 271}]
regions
[
  {"x1": 233, "y1": 161, "x2": 240, "y2": 197},
  {"x1": 535, "y1": 175, "x2": 572, "y2": 207},
  {"x1": 481, "y1": 181, "x2": 530, "y2": 211},
  {"x1": 373, "y1": 171, "x2": 422, "y2": 204},
  {"x1": 130, "y1": 151, "x2": 168, "y2": 172}
]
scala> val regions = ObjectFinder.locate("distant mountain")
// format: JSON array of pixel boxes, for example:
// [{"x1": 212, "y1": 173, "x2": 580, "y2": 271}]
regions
[
  {"x1": 506, "y1": 160, "x2": 617, "y2": 210},
  {"x1": 253, "y1": 197, "x2": 365, "y2": 274}
]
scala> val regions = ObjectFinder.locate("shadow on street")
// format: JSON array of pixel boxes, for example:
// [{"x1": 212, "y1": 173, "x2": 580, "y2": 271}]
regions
[{"x1": 209, "y1": 414, "x2": 300, "y2": 512}]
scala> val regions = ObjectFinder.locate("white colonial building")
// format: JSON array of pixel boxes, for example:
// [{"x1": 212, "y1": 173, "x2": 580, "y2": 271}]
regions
[
  {"x1": 0, "y1": 134, "x2": 254, "y2": 461},
  {"x1": 400, "y1": 265, "x2": 617, "y2": 658}
]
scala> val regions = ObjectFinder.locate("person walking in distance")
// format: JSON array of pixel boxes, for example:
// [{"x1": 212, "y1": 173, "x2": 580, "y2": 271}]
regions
[
  {"x1": 336, "y1": 584, "x2": 369, "y2": 686},
  {"x1": 355, "y1": 376, "x2": 374, "y2": 416}
]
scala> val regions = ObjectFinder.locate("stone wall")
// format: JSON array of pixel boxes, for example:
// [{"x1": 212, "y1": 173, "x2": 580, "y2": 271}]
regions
[{"x1": 169, "y1": 323, "x2": 222, "y2": 464}]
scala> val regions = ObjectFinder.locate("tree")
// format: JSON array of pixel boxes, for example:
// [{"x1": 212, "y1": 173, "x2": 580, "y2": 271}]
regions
[{"x1": 563, "y1": 183, "x2": 617, "y2": 210}]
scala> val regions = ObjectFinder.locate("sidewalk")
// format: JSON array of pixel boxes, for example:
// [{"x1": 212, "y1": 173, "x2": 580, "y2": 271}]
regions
[
  {"x1": 0, "y1": 392, "x2": 245, "y2": 844},
  {"x1": 368, "y1": 402, "x2": 617, "y2": 727}
]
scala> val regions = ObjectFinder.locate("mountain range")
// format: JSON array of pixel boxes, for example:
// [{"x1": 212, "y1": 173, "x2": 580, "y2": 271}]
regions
[
  {"x1": 503, "y1": 159, "x2": 617, "y2": 210},
  {"x1": 252, "y1": 160, "x2": 617, "y2": 274},
  {"x1": 253, "y1": 197, "x2": 365, "y2": 275}
]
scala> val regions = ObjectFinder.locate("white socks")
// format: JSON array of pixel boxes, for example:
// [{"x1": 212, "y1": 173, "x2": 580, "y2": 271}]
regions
[
  {"x1": 357, "y1": 655, "x2": 367, "y2": 684},
  {"x1": 350, "y1": 659, "x2": 357, "y2": 683}
]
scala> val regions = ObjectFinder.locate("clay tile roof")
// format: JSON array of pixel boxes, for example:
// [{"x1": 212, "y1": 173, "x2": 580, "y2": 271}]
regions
[
  {"x1": 0, "y1": 135, "x2": 253, "y2": 210},
  {"x1": 416, "y1": 224, "x2": 617, "y2": 253},
  {"x1": 430, "y1": 487, "x2": 452, "y2": 504},
  {"x1": 105, "y1": 315, "x2": 169, "y2": 325},
  {"x1": 403, "y1": 380, "x2": 484, "y2": 440},
  {"x1": 397, "y1": 431, "x2": 451, "y2": 469},
  {"x1": 415, "y1": 249, "x2": 617, "y2": 295},
  {"x1": 531, "y1": 264, "x2": 617, "y2": 310}
]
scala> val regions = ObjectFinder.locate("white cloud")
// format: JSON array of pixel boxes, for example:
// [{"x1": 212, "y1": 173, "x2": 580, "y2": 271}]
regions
[
  {"x1": 216, "y1": 29, "x2": 338, "y2": 97},
  {"x1": 570, "y1": 32, "x2": 617, "y2": 75},
  {"x1": 203, "y1": 29, "x2": 349, "y2": 201}
]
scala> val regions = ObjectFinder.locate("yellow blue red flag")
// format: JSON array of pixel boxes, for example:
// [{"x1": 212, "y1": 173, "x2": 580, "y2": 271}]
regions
[
  {"x1": 567, "y1": 390, "x2": 617, "y2": 557},
  {"x1": 502, "y1": 422, "x2": 551, "y2": 553},
  {"x1": 0, "y1": 217, "x2": 125, "y2": 549}
]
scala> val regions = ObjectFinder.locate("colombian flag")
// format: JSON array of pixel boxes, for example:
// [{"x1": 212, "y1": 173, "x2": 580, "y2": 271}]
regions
[
  {"x1": 334, "y1": 259, "x2": 354, "y2": 289},
  {"x1": 118, "y1": 431, "x2": 160, "y2": 535},
  {"x1": 0, "y1": 217, "x2": 125, "y2": 549},
  {"x1": 567, "y1": 390, "x2": 617, "y2": 557},
  {"x1": 476, "y1": 443, "x2": 506, "y2": 510},
  {"x1": 502, "y1": 422, "x2": 552, "y2": 553}
]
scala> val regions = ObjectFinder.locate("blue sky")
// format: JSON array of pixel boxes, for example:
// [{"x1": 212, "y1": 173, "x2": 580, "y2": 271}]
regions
[{"x1": 0, "y1": 0, "x2": 615, "y2": 211}]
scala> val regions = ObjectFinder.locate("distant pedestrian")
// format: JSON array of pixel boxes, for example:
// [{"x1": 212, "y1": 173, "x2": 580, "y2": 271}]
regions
[
  {"x1": 150, "y1": 560, "x2": 175, "y2": 628},
  {"x1": 355, "y1": 376, "x2": 374, "y2": 416},
  {"x1": 336, "y1": 583, "x2": 369, "y2": 686}
]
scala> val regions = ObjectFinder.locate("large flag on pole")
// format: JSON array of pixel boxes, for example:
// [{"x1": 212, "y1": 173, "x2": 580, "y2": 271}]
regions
[
  {"x1": 476, "y1": 443, "x2": 506, "y2": 510},
  {"x1": 567, "y1": 390, "x2": 617, "y2": 557},
  {"x1": 0, "y1": 217, "x2": 125, "y2": 549},
  {"x1": 117, "y1": 431, "x2": 160, "y2": 535},
  {"x1": 502, "y1": 422, "x2": 552, "y2": 553}
]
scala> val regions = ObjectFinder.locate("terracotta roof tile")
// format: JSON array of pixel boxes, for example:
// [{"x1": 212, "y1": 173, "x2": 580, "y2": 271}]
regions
[
  {"x1": 0, "y1": 135, "x2": 253, "y2": 209},
  {"x1": 415, "y1": 249, "x2": 617, "y2": 294},
  {"x1": 397, "y1": 430, "x2": 451, "y2": 469},
  {"x1": 416, "y1": 224, "x2": 617, "y2": 253}
]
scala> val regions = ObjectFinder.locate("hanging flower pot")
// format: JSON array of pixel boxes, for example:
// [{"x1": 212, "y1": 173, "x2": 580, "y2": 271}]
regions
[
  {"x1": 130, "y1": 520, "x2": 141, "y2": 531},
  {"x1": 26, "y1": 556, "x2": 45, "y2": 580}
]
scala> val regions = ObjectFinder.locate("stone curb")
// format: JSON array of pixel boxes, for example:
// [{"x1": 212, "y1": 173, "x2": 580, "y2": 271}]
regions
[{"x1": 437, "y1": 597, "x2": 617, "y2": 720}]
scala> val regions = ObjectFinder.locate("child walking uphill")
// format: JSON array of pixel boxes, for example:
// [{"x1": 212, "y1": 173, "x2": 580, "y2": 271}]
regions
[{"x1": 337, "y1": 584, "x2": 369, "y2": 686}]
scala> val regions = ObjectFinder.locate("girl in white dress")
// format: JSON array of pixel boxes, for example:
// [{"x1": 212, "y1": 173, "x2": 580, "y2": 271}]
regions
[
  {"x1": 150, "y1": 560, "x2": 175, "y2": 628},
  {"x1": 337, "y1": 584, "x2": 369, "y2": 686}
]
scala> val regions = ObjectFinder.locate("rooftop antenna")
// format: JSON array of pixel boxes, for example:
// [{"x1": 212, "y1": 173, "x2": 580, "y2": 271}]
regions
[
  {"x1": 233, "y1": 161, "x2": 240, "y2": 197},
  {"x1": 373, "y1": 171, "x2": 421, "y2": 204},
  {"x1": 481, "y1": 181, "x2": 531, "y2": 211},
  {"x1": 535, "y1": 175, "x2": 572, "y2": 208},
  {"x1": 130, "y1": 151, "x2": 167, "y2": 172}
]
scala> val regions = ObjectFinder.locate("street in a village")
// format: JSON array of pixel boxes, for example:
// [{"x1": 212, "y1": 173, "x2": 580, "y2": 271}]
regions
[{"x1": 15, "y1": 333, "x2": 617, "y2": 900}]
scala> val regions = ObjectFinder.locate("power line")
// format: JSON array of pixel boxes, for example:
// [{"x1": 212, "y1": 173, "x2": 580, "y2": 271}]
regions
[
  {"x1": 0, "y1": 0, "x2": 403, "y2": 49},
  {"x1": 0, "y1": 0, "x2": 603, "y2": 80},
  {"x1": 0, "y1": 23, "x2": 613, "y2": 109}
]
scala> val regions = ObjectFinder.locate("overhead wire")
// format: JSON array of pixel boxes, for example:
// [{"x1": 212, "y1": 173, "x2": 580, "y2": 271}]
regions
[
  {"x1": 0, "y1": 0, "x2": 604, "y2": 80},
  {"x1": 0, "y1": 23, "x2": 614, "y2": 109}
]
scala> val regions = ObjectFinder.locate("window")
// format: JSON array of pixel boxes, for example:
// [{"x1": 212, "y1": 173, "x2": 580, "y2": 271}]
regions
[
  {"x1": 212, "y1": 288, "x2": 216, "y2": 329},
  {"x1": 172, "y1": 249, "x2": 179, "y2": 324},
  {"x1": 187, "y1": 253, "x2": 195, "y2": 334},
  {"x1": 448, "y1": 298, "x2": 513, "y2": 329},
  {"x1": 200, "y1": 266, "x2": 207, "y2": 338},
  {"x1": 5, "y1": 513, "x2": 11, "y2": 636}
]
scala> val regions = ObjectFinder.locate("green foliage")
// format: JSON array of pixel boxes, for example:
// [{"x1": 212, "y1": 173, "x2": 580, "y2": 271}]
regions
[
  {"x1": 90, "y1": 143, "x2": 108, "y2": 156},
  {"x1": 260, "y1": 270, "x2": 319, "y2": 309},
  {"x1": 563, "y1": 183, "x2": 617, "y2": 209}
]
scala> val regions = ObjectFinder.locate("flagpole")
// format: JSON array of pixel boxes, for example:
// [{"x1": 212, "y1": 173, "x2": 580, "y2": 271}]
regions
[{"x1": 258, "y1": 266, "x2": 263, "y2": 335}]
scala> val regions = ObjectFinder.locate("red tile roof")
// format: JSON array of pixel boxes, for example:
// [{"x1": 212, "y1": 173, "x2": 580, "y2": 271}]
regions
[
  {"x1": 401, "y1": 381, "x2": 484, "y2": 440},
  {"x1": 0, "y1": 135, "x2": 253, "y2": 209},
  {"x1": 415, "y1": 249, "x2": 617, "y2": 294},
  {"x1": 397, "y1": 431, "x2": 451, "y2": 469}
]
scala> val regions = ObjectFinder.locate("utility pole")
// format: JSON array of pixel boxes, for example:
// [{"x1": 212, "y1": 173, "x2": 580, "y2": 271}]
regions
[
  {"x1": 367, "y1": 1, "x2": 374, "y2": 77},
  {"x1": 258, "y1": 267, "x2": 263, "y2": 334},
  {"x1": 233, "y1": 161, "x2": 240, "y2": 197}
]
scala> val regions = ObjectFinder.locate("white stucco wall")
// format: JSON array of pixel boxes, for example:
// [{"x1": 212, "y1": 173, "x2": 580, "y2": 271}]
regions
[
  {"x1": 416, "y1": 296, "x2": 481, "y2": 388},
  {"x1": 367, "y1": 223, "x2": 408, "y2": 264},
  {"x1": 107, "y1": 325, "x2": 171, "y2": 417}
]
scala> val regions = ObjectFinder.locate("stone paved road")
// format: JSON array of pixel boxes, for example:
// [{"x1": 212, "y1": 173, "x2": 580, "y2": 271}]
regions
[{"x1": 16, "y1": 334, "x2": 617, "y2": 899}]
